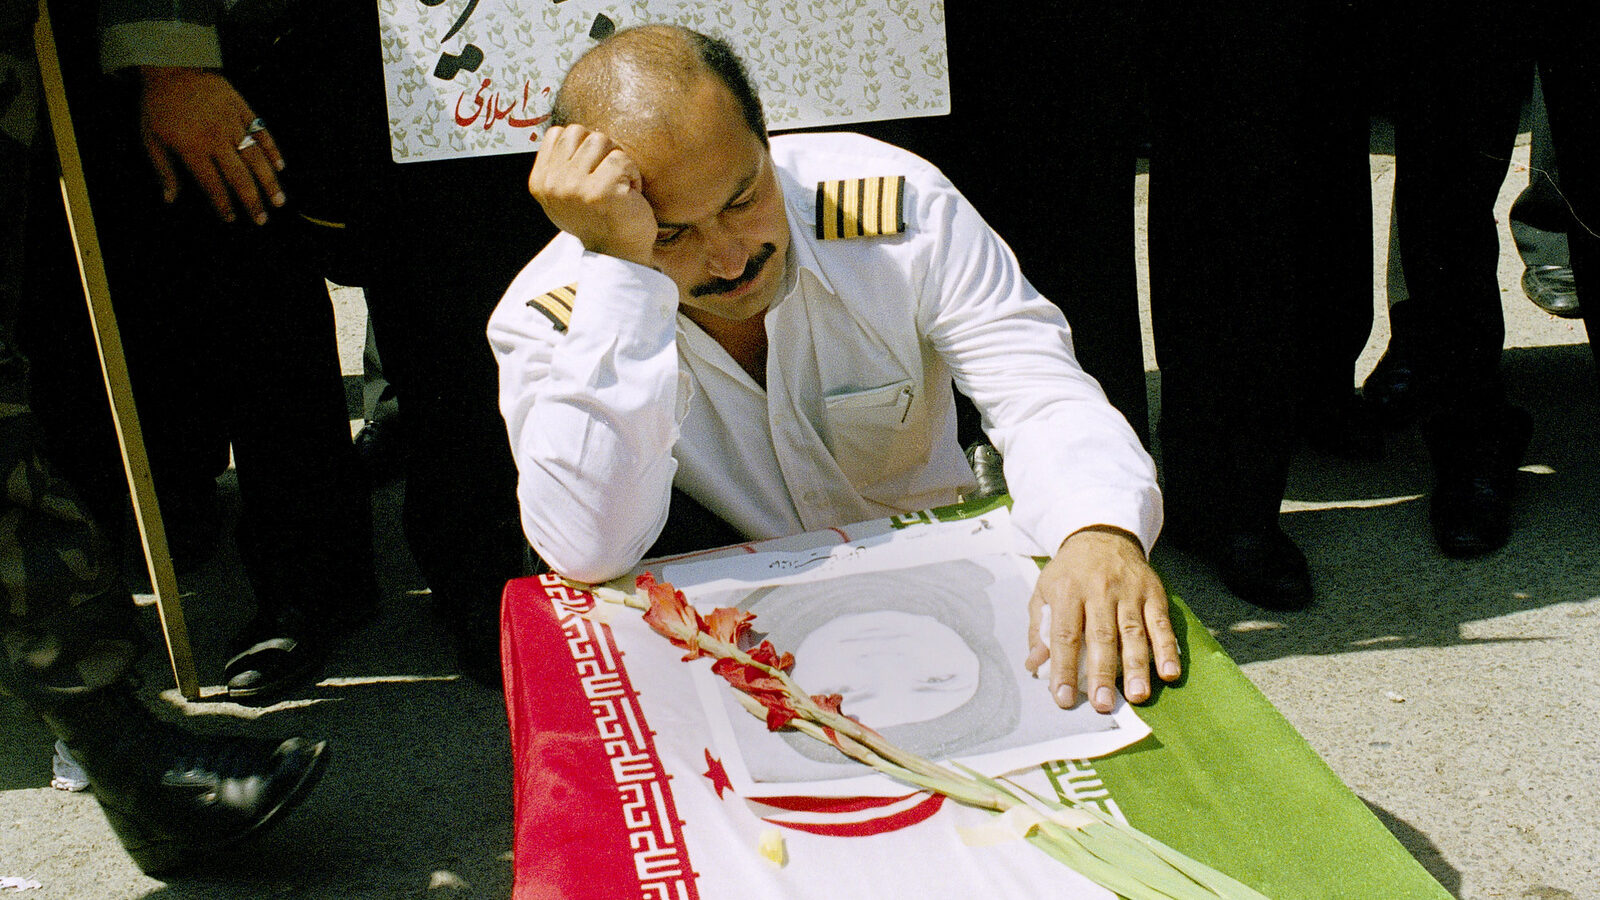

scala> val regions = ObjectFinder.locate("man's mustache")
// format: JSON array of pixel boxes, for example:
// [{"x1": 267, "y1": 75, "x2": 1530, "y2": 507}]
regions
[{"x1": 690, "y1": 243, "x2": 778, "y2": 298}]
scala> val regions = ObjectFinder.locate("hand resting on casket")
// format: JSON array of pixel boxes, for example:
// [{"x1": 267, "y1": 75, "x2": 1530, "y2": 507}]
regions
[{"x1": 1026, "y1": 525, "x2": 1181, "y2": 713}]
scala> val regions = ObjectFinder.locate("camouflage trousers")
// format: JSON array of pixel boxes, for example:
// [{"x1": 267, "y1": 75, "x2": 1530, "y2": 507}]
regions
[{"x1": 0, "y1": 3, "x2": 143, "y2": 711}]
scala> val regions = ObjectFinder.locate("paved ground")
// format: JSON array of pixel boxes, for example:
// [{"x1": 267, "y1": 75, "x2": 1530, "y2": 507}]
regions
[{"x1": 1, "y1": 135, "x2": 1595, "y2": 899}]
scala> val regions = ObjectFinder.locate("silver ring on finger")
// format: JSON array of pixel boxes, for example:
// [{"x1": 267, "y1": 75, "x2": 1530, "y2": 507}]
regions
[
  {"x1": 245, "y1": 117, "x2": 267, "y2": 135},
  {"x1": 236, "y1": 134, "x2": 259, "y2": 151}
]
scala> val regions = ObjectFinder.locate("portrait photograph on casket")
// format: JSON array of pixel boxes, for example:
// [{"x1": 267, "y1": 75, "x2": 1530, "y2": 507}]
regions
[{"x1": 660, "y1": 511, "x2": 1151, "y2": 798}]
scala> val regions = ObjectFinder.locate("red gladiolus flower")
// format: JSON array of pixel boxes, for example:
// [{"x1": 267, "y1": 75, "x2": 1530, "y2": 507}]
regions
[
  {"x1": 748, "y1": 640, "x2": 795, "y2": 672},
  {"x1": 704, "y1": 606, "x2": 756, "y2": 645},
  {"x1": 762, "y1": 698, "x2": 801, "y2": 731},
  {"x1": 638, "y1": 573, "x2": 709, "y2": 660},
  {"x1": 638, "y1": 575, "x2": 821, "y2": 733},
  {"x1": 809, "y1": 694, "x2": 854, "y2": 750},
  {"x1": 712, "y1": 650, "x2": 799, "y2": 730},
  {"x1": 711, "y1": 656, "x2": 786, "y2": 695}
]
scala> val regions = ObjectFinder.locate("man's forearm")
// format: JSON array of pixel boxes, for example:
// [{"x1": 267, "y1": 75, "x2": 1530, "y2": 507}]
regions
[
  {"x1": 917, "y1": 165, "x2": 1161, "y2": 557},
  {"x1": 495, "y1": 252, "x2": 686, "y2": 583}
]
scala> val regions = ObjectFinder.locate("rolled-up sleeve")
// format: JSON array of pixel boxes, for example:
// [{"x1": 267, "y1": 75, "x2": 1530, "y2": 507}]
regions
[{"x1": 489, "y1": 248, "x2": 686, "y2": 583}]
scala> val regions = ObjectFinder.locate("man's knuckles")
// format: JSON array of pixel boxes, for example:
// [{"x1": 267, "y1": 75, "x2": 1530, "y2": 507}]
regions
[{"x1": 1083, "y1": 622, "x2": 1120, "y2": 646}]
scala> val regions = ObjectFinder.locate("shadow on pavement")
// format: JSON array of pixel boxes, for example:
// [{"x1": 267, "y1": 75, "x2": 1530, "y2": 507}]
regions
[
  {"x1": 1362, "y1": 797, "x2": 1463, "y2": 897},
  {"x1": 125, "y1": 477, "x2": 517, "y2": 900},
  {"x1": 1156, "y1": 342, "x2": 1599, "y2": 667}
]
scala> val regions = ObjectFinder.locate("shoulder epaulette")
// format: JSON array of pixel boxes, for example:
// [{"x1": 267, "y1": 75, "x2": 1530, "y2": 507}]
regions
[
  {"x1": 526, "y1": 283, "x2": 577, "y2": 333},
  {"x1": 815, "y1": 175, "x2": 906, "y2": 240}
]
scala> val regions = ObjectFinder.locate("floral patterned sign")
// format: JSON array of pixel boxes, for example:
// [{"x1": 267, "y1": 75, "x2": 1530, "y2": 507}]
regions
[{"x1": 379, "y1": 0, "x2": 950, "y2": 164}]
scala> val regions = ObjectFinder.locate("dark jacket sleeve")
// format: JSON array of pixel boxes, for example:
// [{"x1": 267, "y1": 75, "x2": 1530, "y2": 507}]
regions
[{"x1": 98, "y1": 0, "x2": 224, "y2": 72}]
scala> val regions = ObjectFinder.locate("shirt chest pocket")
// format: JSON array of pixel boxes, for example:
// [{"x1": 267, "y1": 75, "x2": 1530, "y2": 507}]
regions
[{"x1": 821, "y1": 378, "x2": 928, "y2": 490}]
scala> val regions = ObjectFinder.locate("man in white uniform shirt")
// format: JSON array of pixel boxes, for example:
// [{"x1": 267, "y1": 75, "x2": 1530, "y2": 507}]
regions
[{"x1": 489, "y1": 25, "x2": 1180, "y2": 714}]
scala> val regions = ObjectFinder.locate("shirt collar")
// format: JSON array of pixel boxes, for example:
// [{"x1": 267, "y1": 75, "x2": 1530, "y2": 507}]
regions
[{"x1": 778, "y1": 163, "x2": 839, "y2": 297}]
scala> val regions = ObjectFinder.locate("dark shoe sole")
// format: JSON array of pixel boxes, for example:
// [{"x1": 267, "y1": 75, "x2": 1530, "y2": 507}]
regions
[
  {"x1": 102, "y1": 739, "x2": 330, "y2": 876},
  {"x1": 1425, "y1": 407, "x2": 1532, "y2": 559},
  {"x1": 1165, "y1": 526, "x2": 1314, "y2": 612},
  {"x1": 224, "y1": 637, "x2": 325, "y2": 704},
  {"x1": 1220, "y1": 568, "x2": 1314, "y2": 611}
]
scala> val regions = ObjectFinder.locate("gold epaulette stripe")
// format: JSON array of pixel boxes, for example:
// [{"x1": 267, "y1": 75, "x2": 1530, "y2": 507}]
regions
[
  {"x1": 527, "y1": 283, "x2": 577, "y2": 333},
  {"x1": 815, "y1": 176, "x2": 906, "y2": 240}
]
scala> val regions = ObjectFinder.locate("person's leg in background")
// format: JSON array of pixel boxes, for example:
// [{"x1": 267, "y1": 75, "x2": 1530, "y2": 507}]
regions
[
  {"x1": 1146, "y1": 1, "x2": 1373, "y2": 608},
  {"x1": 1292, "y1": 3, "x2": 1384, "y2": 462},
  {"x1": 247, "y1": 3, "x2": 544, "y2": 688},
  {"x1": 1388, "y1": 2, "x2": 1536, "y2": 557},
  {"x1": 357, "y1": 191, "x2": 545, "y2": 685},
  {"x1": 941, "y1": 3, "x2": 1151, "y2": 447},
  {"x1": 847, "y1": 4, "x2": 1151, "y2": 448},
  {"x1": 353, "y1": 317, "x2": 404, "y2": 483},
  {"x1": 213, "y1": 214, "x2": 380, "y2": 699},
  {"x1": 1534, "y1": 3, "x2": 1599, "y2": 373},
  {"x1": 0, "y1": 4, "x2": 328, "y2": 872},
  {"x1": 1511, "y1": 69, "x2": 1578, "y2": 318}
]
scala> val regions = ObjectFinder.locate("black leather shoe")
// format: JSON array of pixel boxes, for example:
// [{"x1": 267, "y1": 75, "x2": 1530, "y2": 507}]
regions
[
  {"x1": 1298, "y1": 392, "x2": 1385, "y2": 461},
  {"x1": 1362, "y1": 349, "x2": 1441, "y2": 430},
  {"x1": 40, "y1": 686, "x2": 329, "y2": 876},
  {"x1": 224, "y1": 608, "x2": 331, "y2": 704},
  {"x1": 1522, "y1": 265, "x2": 1580, "y2": 318},
  {"x1": 224, "y1": 593, "x2": 377, "y2": 703},
  {"x1": 451, "y1": 603, "x2": 505, "y2": 690},
  {"x1": 1363, "y1": 302, "x2": 1442, "y2": 430},
  {"x1": 224, "y1": 634, "x2": 325, "y2": 703},
  {"x1": 964, "y1": 441, "x2": 1009, "y2": 501},
  {"x1": 1166, "y1": 523, "x2": 1313, "y2": 611},
  {"x1": 1424, "y1": 406, "x2": 1533, "y2": 558}
]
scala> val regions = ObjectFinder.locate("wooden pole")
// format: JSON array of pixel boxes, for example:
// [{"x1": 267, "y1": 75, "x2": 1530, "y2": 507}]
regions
[{"x1": 33, "y1": 1, "x2": 200, "y2": 700}]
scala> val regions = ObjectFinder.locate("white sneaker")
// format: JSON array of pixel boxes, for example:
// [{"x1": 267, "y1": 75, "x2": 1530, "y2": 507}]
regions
[{"x1": 50, "y1": 740, "x2": 89, "y2": 792}]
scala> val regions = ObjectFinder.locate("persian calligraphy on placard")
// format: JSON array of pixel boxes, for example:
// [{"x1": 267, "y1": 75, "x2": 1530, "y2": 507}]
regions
[{"x1": 378, "y1": 0, "x2": 950, "y2": 164}]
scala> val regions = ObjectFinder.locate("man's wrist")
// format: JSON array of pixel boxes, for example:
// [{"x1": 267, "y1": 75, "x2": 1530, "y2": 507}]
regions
[
  {"x1": 1060, "y1": 524, "x2": 1144, "y2": 556},
  {"x1": 580, "y1": 238, "x2": 654, "y2": 270},
  {"x1": 136, "y1": 65, "x2": 214, "y2": 91}
]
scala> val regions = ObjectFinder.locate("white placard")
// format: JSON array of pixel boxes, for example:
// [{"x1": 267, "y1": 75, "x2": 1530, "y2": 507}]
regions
[{"x1": 378, "y1": 0, "x2": 950, "y2": 163}]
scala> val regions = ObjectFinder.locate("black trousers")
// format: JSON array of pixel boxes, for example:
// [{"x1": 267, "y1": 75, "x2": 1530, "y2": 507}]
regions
[
  {"x1": 1383, "y1": 3, "x2": 1536, "y2": 416},
  {"x1": 26, "y1": 5, "x2": 376, "y2": 624},
  {"x1": 827, "y1": 4, "x2": 1151, "y2": 446},
  {"x1": 1147, "y1": 1, "x2": 1374, "y2": 532},
  {"x1": 1534, "y1": 5, "x2": 1600, "y2": 374},
  {"x1": 1, "y1": 2, "x2": 142, "y2": 710},
  {"x1": 244, "y1": 4, "x2": 545, "y2": 617}
]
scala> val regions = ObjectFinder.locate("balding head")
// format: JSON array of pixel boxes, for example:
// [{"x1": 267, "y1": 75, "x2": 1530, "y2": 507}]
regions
[{"x1": 551, "y1": 25, "x2": 767, "y2": 147}]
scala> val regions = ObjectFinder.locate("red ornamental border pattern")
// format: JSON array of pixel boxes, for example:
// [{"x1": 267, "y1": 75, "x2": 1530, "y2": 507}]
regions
[{"x1": 542, "y1": 574, "x2": 700, "y2": 900}]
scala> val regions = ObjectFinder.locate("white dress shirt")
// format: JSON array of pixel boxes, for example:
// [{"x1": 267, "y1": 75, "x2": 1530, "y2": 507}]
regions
[{"x1": 489, "y1": 132, "x2": 1160, "y2": 583}]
